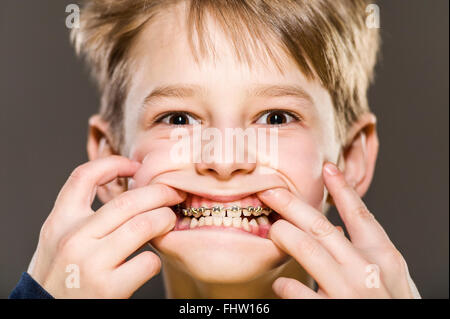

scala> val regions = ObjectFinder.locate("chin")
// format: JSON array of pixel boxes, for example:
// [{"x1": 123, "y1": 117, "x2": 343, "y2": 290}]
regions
[{"x1": 152, "y1": 226, "x2": 289, "y2": 284}]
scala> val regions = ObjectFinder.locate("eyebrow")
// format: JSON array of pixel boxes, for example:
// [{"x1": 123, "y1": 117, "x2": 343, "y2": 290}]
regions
[
  {"x1": 142, "y1": 83, "x2": 314, "y2": 106},
  {"x1": 143, "y1": 84, "x2": 206, "y2": 106},
  {"x1": 247, "y1": 84, "x2": 314, "y2": 105}
]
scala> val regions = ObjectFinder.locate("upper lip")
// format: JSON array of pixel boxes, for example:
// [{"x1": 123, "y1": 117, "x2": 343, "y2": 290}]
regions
[
  {"x1": 150, "y1": 172, "x2": 292, "y2": 200},
  {"x1": 183, "y1": 191, "x2": 257, "y2": 203}
]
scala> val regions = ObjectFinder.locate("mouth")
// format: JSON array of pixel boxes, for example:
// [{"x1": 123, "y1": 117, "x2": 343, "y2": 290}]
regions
[{"x1": 171, "y1": 192, "x2": 281, "y2": 238}]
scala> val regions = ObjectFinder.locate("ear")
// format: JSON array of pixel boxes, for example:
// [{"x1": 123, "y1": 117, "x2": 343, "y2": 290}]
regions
[
  {"x1": 87, "y1": 114, "x2": 127, "y2": 203},
  {"x1": 339, "y1": 113, "x2": 379, "y2": 198}
]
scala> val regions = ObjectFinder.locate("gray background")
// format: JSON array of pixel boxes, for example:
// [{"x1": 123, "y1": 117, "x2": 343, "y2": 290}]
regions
[{"x1": 0, "y1": 0, "x2": 448, "y2": 298}]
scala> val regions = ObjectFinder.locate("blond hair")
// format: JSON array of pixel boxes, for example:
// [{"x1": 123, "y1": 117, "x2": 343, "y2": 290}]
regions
[{"x1": 72, "y1": 0, "x2": 380, "y2": 150}]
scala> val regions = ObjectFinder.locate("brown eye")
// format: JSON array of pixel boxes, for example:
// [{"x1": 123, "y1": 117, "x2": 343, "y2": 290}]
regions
[
  {"x1": 169, "y1": 113, "x2": 188, "y2": 125},
  {"x1": 267, "y1": 111, "x2": 287, "y2": 125},
  {"x1": 157, "y1": 112, "x2": 199, "y2": 125},
  {"x1": 256, "y1": 110, "x2": 298, "y2": 126}
]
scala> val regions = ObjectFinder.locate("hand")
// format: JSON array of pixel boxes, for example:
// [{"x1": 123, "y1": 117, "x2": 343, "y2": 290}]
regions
[
  {"x1": 27, "y1": 155, "x2": 186, "y2": 298},
  {"x1": 257, "y1": 162, "x2": 421, "y2": 299}
]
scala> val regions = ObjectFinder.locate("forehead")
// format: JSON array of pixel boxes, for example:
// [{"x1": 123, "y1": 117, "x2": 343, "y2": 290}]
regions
[{"x1": 127, "y1": 2, "x2": 321, "y2": 93}]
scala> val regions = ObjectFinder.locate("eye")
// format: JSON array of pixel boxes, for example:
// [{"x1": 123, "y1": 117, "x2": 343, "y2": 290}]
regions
[
  {"x1": 255, "y1": 110, "x2": 299, "y2": 125},
  {"x1": 156, "y1": 112, "x2": 200, "y2": 125}
]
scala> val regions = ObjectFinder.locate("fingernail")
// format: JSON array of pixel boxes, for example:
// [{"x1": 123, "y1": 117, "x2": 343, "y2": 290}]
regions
[
  {"x1": 128, "y1": 178, "x2": 135, "y2": 190},
  {"x1": 259, "y1": 189, "x2": 277, "y2": 198},
  {"x1": 324, "y1": 163, "x2": 339, "y2": 176}
]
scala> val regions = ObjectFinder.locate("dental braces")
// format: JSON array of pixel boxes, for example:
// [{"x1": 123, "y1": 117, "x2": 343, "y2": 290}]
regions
[{"x1": 175, "y1": 204, "x2": 272, "y2": 217}]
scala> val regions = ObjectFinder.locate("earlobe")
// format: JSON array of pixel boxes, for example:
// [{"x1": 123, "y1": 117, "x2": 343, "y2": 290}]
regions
[
  {"x1": 341, "y1": 113, "x2": 379, "y2": 198},
  {"x1": 87, "y1": 114, "x2": 127, "y2": 203}
]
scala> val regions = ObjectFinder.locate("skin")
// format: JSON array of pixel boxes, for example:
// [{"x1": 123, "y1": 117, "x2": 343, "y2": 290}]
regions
[{"x1": 26, "y1": 4, "x2": 420, "y2": 298}]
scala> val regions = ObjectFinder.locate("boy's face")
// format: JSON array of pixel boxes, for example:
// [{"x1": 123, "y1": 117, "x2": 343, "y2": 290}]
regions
[{"x1": 116, "y1": 6, "x2": 341, "y2": 282}]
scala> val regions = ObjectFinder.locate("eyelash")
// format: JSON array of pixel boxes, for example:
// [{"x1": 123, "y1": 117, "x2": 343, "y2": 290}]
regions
[
  {"x1": 153, "y1": 109, "x2": 301, "y2": 126},
  {"x1": 254, "y1": 109, "x2": 301, "y2": 126},
  {"x1": 154, "y1": 111, "x2": 200, "y2": 126}
]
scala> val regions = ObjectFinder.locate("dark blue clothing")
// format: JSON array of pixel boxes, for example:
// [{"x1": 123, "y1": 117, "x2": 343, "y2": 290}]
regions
[{"x1": 9, "y1": 272, "x2": 54, "y2": 299}]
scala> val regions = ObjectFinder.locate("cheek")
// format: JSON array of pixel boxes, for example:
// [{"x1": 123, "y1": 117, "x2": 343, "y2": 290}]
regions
[
  {"x1": 129, "y1": 132, "x2": 187, "y2": 187},
  {"x1": 277, "y1": 134, "x2": 325, "y2": 209}
]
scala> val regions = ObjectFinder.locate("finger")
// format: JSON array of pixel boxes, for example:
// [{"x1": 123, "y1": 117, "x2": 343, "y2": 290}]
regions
[
  {"x1": 258, "y1": 188, "x2": 363, "y2": 265},
  {"x1": 269, "y1": 219, "x2": 347, "y2": 295},
  {"x1": 85, "y1": 184, "x2": 185, "y2": 238},
  {"x1": 112, "y1": 251, "x2": 161, "y2": 297},
  {"x1": 323, "y1": 162, "x2": 394, "y2": 250},
  {"x1": 273, "y1": 277, "x2": 324, "y2": 299},
  {"x1": 100, "y1": 207, "x2": 176, "y2": 265},
  {"x1": 56, "y1": 156, "x2": 140, "y2": 211}
]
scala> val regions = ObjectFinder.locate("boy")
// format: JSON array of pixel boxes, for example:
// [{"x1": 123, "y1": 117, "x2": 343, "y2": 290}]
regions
[{"x1": 11, "y1": 0, "x2": 420, "y2": 298}]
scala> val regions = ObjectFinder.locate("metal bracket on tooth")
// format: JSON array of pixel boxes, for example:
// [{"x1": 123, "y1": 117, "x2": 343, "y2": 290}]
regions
[{"x1": 178, "y1": 205, "x2": 272, "y2": 216}]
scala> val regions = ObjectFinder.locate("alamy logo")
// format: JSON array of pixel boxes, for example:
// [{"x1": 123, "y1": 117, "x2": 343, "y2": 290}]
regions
[
  {"x1": 65, "y1": 4, "x2": 80, "y2": 29},
  {"x1": 169, "y1": 125, "x2": 279, "y2": 170},
  {"x1": 366, "y1": 4, "x2": 380, "y2": 29},
  {"x1": 65, "y1": 264, "x2": 80, "y2": 289},
  {"x1": 365, "y1": 264, "x2": 381, "y2": 288}
]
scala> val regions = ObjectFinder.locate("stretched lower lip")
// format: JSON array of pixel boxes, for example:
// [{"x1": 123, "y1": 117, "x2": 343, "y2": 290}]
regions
[{"x1": 173, "y1": 215, "x2": 275, "y2": 238}]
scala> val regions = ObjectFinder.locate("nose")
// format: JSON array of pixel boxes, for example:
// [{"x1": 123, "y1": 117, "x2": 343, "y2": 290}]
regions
[{"x1": 196, "y1": 161, "x2": 256, "y2": 180}]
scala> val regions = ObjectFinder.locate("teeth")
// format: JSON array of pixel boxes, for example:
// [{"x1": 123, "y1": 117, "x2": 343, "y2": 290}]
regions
[
  {"x1": 232, "y1": 217, "x2": 242, "y2": 228},
  {"x1": 180, "y1": 217, "x2": 191, "y2": 228},
  {"x1": 182, "y1": 208, "x2": 191, "y2": 216},
  {"x1": 257, "y1": 216, "x2": 269, "y2": 225},
  {"x1": 202, "y1": 210, "x2": 211, "y2": 217},
  {"x1": 223, "y1": 216, "x2": 232, "y2": 227},
  {"x1": 179, "y1": 205, "x2": 272, "y2": 232},
  {"x1": 191, "y1": 208, "x2": 202, "y2": 218},
  {"x1": 190, "y1": 218, "x2": 199, "y2": 229},
  {"x1": 211, "y1": 206, "x2": 225, "y2": 217},
  {"x1": 205, "y1": 216, "x2": 213, "y2": 226},
  {"x1": 179, "y1": 205, "x2": 271, "y2": 217},
  {"x1": 227, "y1": 206, "x2": 242, "y2": 218},
  {"x1": 213, "y1": 216, "x2": 222, "y2": 226},
  {"x1": 242, "y1": 207, "x2": 252, "y2": 217},
  {"x1": 253, "y1": 207, "x2": 263, "y2": 216},
  {"x1": 242, "y1": 218, "x2": 250, "y2": 231}
]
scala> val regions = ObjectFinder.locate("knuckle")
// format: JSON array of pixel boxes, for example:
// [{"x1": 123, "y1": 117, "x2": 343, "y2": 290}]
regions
[
  {"x1": 112, "y1": 193, "x2": 135, "y2": 211},
  {"x1": 39, "y1": 220, "x2": 56, "y2": 242},
  {"x1": 311, "y1": 215, "x2": 335, "y2": 238},
  {"x1": 126, "y1": 214, "x2": 153, "y2": 234},
  {"x1": 297, "y1": 237, "x2": 320, "y2": 258},
  {"x1": 69, "y1": 164, "x2": 89, "y2": 182},
  {"x1": 352, "y1": 206, "x2": 374, "y2": 220},
  {"x1": 57, "y1": 233, "x2": 81, "y2": 257},
  {"x1": 383, "y1": 248, "x2": 406, "y2": 272}
]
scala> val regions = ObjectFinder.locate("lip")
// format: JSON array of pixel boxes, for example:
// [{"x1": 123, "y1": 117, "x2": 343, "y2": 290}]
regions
[
  {"x1": 185, "y1": 191, "x2": 257, "y2": 203},
  {"x1": 148, "y1": 172, "x2": 291, "y2": 199},
  {"x1": 174, "y1": 225, "x2": 272, "y2": 239}
]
